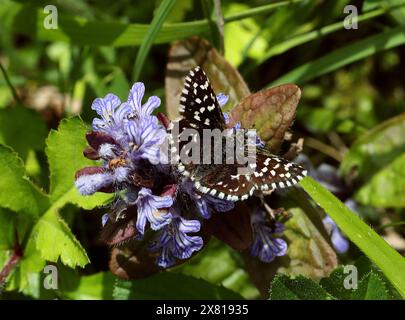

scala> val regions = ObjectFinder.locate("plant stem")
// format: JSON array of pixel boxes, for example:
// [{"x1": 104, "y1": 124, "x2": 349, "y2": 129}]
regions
[
  {"x1": 0, "y1": 228, "x2": 23, "y2": 287},
  {"x1": 0, "y1": 61, "x2": 22, "y2": 105}
]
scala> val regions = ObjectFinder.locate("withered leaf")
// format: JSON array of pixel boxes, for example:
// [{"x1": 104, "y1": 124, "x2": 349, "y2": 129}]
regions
[
  {"x1": 229, "y1": 84, "x2": 301, "y2": 152},
  {"x1": 165, "y1": 37, "x2": 250, "y2": 119}
]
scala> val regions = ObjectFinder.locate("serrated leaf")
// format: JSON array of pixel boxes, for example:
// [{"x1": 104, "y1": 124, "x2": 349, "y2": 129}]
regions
[
  {"x1": 319, "y1": 267, "x2": 354, "y2": 300},
  {"x1": 0, "y1": 145, "x2": 48, "y2": 216},
  {"x1": 269, "y1": 274, "x2": 335, "y2": 300},
  {"x1": 11, "y1": 1, "x2": 298, "y2": 47},
  {"x1": 341, "y1": 113, "x2": 405, "y2": 207},
  {"x1": 46, "y1": 117, "x2": 112, "y2": 209},
  {"x1": 113, "y1": 272, "x2": 244, "y2": 300},
  {"x1": 174, "y1": 239, "x2": 260, "y2": 299},
  {"x1": 33, "y1": 209, "x2": 89, "y2": 268},
  {"x1": 0, "y1": 107, "x2": 47, "y2": 160},
  {"x1": 351, "y1": 271, "x2": 389, "y2": 300},
  {"x1": 165, "y1": 37, "x2": 250, "y2": 119},
  {"x1": 229, "y1": 84, "x2": 301, "y2": 152}
]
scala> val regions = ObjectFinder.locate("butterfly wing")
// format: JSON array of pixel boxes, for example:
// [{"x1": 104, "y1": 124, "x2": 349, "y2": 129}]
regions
[
  {"x1": 168, "y1": 66, "x2": 226, "y2": 175},
  {"x1": 168, "y1": 66, "x2": 307, "y2": 201},
  {"x1": 178, "y1": 66, "x2": 225, "y2": 131},
  {"x1": 194, "y1": 149, "x2": 307, "y2": 201}
]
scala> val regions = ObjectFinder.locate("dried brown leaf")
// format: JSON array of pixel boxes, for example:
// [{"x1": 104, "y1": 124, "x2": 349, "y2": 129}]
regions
[{"x1": 229, "y1": 84, "x2": 301, "y2": 152}]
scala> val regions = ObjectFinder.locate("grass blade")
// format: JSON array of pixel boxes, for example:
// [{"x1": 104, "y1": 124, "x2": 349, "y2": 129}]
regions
[
  {"x1": 132, "y1": 0, "x2": 177, "y2": 81},
  {"x1": 244, "y1": 7, "x2": 387, "y2": 74},
  {"x1": 270, "y1": 26, "x2": 405, "y2": 86},
  {"x1": 11, "y1": 0, "x2": 304, "y2": 47},
  {"x1": 300, "y1": 176, "x2": 405, "y2": 298}
]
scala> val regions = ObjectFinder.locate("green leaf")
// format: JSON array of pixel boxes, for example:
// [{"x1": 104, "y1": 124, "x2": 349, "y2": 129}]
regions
[
  {"x1": 269, "y1": 274, "x2": 334, "y2": 300},
  {"x1": 62, "y1": 272, "x2": 115, "y2": 300},
  {"x1": 299, "y1": 176, "x2": 405, "y2": 298},
  {"x1": 246, "y1": 7, "x2": 388, "y2": 73},
  {"x1": 270, "y1": 26, "x2": 405, "y2": 86},
  {"x1": 319, "y1": 267, "x2": 354, "y2": 300},
  {"x1": 46, "y1": 117, "x2": 112, "y2": 210},
  {"x1": 351, "y1": 271, "x2": 389, "y2": 300},
  {"x1": 33, "y1": 209, "x2": 89, "y2": 268},
  {"x1": 174, "y1": 239, "x2": 259, "y2": 299},
  {"x1": 132, "y1": 0, "x2": 176, "y2": 81},
  {"x1": 384, "y1": 0, "x2": 405, "y2": 24},
  {"x1": 0, "y1": 144, "x2": 48, "y2": 216},
  {"x1": 12, "y1": 1, "x2": 303, "y2": 47},
  {"x1": 0, "y1": 107, "x2": 47, "y2": 160},
  {"x1": 113, "y1": 272, "x2": 244, "y2": 300},
  {"x1": 341, "y1": 113, "x2": 405, "y2": 207}
]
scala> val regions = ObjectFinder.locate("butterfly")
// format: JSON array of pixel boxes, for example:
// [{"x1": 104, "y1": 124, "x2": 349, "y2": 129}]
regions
[{"x1": 167, "y1": 66, "x2": 307, "y2": 201}]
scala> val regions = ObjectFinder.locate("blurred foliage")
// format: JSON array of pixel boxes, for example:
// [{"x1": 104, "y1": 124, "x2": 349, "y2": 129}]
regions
[{"x1": 0, "y1": 0, "x2": 405, "y2": 300}]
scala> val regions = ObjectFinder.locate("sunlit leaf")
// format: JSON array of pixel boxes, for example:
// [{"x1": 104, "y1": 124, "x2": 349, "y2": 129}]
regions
[
  {"x1": 0, "y1": 145, "x2": 48, "y2": 217},
  {"x1": 33, "y1": 209, "x2": 89, "y2": 268},
  {"x1": 341, "y1": 113, "x2": 405, "y2": 207},
  {"x1": 46, "y1": 117, "x2": 112, "y2": 210}
]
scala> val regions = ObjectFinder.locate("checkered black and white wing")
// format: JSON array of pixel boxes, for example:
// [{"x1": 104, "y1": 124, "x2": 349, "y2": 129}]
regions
[{"x1": 193, "y1": 149, "x2": 307, "y2": 201}]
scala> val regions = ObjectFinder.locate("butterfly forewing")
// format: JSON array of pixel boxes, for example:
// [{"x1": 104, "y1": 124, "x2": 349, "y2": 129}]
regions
[{"x1": 178, "y1": 66, "x2": 225, "y2": 130}]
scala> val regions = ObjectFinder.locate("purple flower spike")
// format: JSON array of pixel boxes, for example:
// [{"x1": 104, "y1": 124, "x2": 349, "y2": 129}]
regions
[
  {"x1": 91, "y1": 93, "x2": 130, "y2": 144},
  {"x1": 126, "y1": 116, "x2": 167, "y2": 164},
  {"x1": 75, "y1": 167, "x2": 114, "y2": 195},
  {"x1": 250, "y1": 210, "x2": 288, "y2": 263},
  {"x1": 216, "y1": 93, "x2": 229, "y2": 107},
  {"x1": 196, "y1": 194, "x2": 235, "y2": 219},
  {"x1": 323, "y1": 216, "x2": 349, "y2": 254},
  {"x1": 152, "y1": 216, "x2": 203, "y2": 268},
  {"x1": 135, "y1": 188, "x2": 173, "y2": 234},
  {"x1": 126, "y1": 82, "x2": 161, "y2": 118}
]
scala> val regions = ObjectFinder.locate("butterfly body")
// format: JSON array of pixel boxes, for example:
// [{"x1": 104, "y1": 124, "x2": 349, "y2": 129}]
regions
[{"x1": 168, "y1": 66, "x2": 307, "y2": 201}]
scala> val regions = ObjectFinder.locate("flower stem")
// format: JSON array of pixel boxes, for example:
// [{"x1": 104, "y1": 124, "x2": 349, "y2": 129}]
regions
[{"x1": 0, "y1": 228, "x2": 23, "y2": 287}]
